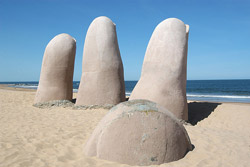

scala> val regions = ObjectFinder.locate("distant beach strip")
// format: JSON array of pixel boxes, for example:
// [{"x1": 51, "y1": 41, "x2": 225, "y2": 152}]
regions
[{"x1": 1, "y1": 80, "x2": 250, "y2": 103}]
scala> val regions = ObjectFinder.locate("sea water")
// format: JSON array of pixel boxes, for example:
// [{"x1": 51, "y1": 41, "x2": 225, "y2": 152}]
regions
[{"x1": 1, "y1": 80, "x2": 250, "y2": 103}]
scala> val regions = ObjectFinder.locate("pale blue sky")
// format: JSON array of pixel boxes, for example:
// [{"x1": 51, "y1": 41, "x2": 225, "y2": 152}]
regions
[{"x1": 0, "y1": 0, "x2": 250, "y2": 81}]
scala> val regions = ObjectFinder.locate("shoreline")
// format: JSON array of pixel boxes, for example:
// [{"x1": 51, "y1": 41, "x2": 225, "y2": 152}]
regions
[
  {"x1": 1, "y1": 84, "x2": 249, "y2": 104},
  {"x1": 0, "y1": 84, "x2": 36, "y2": 92}
]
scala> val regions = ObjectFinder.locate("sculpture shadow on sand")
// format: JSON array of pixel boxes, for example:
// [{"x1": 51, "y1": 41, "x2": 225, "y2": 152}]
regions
[{"x1": 188, "y1": 102, "x2": 221, "y2": 125}]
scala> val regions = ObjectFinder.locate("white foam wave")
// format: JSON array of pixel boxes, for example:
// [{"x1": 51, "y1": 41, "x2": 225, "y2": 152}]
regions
[
  {"x1": 14, "y1": 85, "x2": 80, "y2": 93},
  {"x1": 9, "y1": 85, "x2": 250, "y2": 100},
  {"x1": 126, "y1": 91, "x2": 131, "y2": 96},
  {"x1": 14, "y1": 85, "x2": 38, "y2": 89},
  {"x1": 187, "y1": 94, "x2": 250, "y2": 99}
]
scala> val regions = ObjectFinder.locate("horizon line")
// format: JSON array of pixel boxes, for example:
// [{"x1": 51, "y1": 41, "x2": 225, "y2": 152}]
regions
[{"x1": 1, "y1": 78, "x2": 250, "y2": 83}]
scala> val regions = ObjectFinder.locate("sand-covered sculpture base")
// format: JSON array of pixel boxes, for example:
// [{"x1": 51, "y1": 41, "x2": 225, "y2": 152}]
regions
[
  {"x1": 33, "y1": 100, "x2": 114, "y2": 110},
  {"x1": 1, "y1": 86, "x2": 250, "y2": 167},
  {"x1": 84, "y1": 99, "x2": 192, "y2": 166}
]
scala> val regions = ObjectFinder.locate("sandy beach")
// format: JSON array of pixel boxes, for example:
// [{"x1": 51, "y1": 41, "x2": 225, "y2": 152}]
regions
[{"x1": 0, "y1": 86, "x2": 250, "y2": 167}]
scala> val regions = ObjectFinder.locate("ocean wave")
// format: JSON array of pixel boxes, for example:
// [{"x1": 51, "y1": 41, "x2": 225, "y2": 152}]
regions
[
  {"x1": 8, "y1": 84, "x2": 250, "y2": 100},
  {"x1": 187, "y1": 94, "x2": 250, "y2": 99},
  {"x1": 13, "y1": 85, "x2": 38, "y2": 89},
  {"x1": 13, "y1": 85, "x2": 80, "y2": 93},
  {"x1": 126, "y1": 91, "x2": 131, "y2": 96}
]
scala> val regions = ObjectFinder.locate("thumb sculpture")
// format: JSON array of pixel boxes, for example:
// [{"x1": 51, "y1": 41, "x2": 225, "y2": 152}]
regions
[
  {"x1": 84, "y1": 99, "x2": 192, "y2": 166},
  {"x1": 129, "y1": 18, "x2": 189, "y2": 120},
  {"x1": 76, "y1": 16, "x2": 125, "y2": 106},
  {"x1": 34, "y1": 33, "x2": 76, "y2": 104}
]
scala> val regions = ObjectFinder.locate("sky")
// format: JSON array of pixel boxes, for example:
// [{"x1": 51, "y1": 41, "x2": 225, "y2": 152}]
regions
[{"x1": 0, "y1": 0, "x2": 250, "y2": 82}]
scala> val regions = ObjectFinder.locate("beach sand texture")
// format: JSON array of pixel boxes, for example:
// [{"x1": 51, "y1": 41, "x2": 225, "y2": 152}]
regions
[{"x1": 0, "y1": 87, "x2": 250, "y2": 167}]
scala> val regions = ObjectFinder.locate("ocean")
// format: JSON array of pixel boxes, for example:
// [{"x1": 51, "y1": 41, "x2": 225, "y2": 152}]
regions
[{"x1": 1, "y1": 80, "x2": 250, "y2": 103}]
